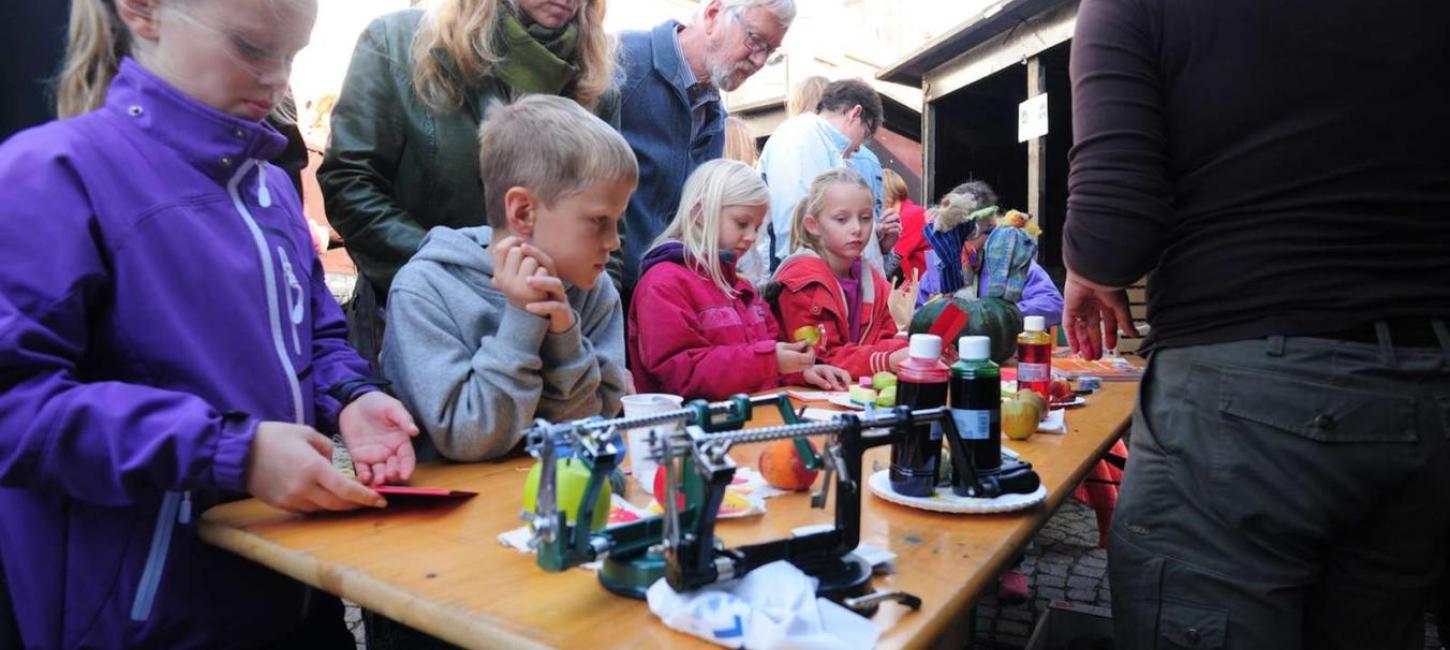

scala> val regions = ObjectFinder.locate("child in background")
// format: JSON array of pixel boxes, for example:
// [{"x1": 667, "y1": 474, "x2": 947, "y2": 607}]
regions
[
  {"x1": 630, "y1": 160, "x2": 852, "y2": 400},
  {"x1": 769, "y1": 168, "x2": 911, "y2": 378},
  {"x1": 0, "y1": 0, "x2": 419, "y2": 646},
  {"x1": 883, "y1": 168, "x2": 930, "y2": 284},
  {"x1": 914, "y1": 180, "x2": 1064, "y2": 327},
  {"x1": 382, "y1": 95, "x2": 632, "y2": 461}
]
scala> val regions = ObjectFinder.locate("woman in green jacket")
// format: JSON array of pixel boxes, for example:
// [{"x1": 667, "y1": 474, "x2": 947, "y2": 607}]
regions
[{"x1": 320, "y1": 0, "x2": 619, "y2": 367}]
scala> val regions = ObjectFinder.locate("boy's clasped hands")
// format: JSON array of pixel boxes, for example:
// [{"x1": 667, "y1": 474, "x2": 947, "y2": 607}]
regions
[{"x1": 492, "y1": 235, "x2": 577, "y2": 334}]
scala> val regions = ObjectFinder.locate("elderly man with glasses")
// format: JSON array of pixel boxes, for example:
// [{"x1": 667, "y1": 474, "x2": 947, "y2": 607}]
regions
[{"x1": 615, "y1": 0, "x2": 796, "y2": 306}]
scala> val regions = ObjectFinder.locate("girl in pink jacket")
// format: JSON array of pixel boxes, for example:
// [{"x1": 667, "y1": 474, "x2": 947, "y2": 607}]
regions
[{"x1": 628, "y1": 160, "x2": 851, "y2": 400}]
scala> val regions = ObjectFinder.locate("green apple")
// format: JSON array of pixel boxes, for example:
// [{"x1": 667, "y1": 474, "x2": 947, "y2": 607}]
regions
[
  {"x1": 1016, "y1": 389, "x2": 1048, "y2": 421},
  {"x1": 522, "y1": 458, "x2": 611, "y2": 530},
  {"x1": 871, "y1": 371, "x2": 898, "y2": 391},
  {"x1": 875, "y1": 385, "x2": 897, "y2": 407},
  {"x1": 1002, "y1": 399, "x2": 1040, "y2": 441},
  {"x1": 792, "y1": 325, "x2": 822, "y2": 346},
  {"x1": 848, "y1": 384, "x2": 878, "y2": 406}
]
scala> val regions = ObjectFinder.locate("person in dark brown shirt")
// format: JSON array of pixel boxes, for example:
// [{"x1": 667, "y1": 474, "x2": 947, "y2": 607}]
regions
[{"x1": 1063, "y1": 0, "x2": 1450, "y2": 648}]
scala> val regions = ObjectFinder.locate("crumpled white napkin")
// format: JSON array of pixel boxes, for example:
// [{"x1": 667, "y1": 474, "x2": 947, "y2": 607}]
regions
[{"x1": 646, "y1": 560, "x2": 880, "y2": 650}]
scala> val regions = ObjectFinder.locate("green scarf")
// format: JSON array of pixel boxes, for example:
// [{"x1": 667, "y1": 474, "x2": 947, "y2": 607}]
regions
[{"x1": 493, "y1": 9, "x2": 580, "y2": 97}]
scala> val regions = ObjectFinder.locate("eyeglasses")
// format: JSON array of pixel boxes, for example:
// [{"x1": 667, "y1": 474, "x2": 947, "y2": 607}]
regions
[{"x1": 728, "y1": 9, "x2": 778, "y2": 60}]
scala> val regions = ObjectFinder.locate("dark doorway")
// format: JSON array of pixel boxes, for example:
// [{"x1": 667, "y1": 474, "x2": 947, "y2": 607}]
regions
[{"x1": 927, "y1": 41, "x2": 1073, "y2": 280}]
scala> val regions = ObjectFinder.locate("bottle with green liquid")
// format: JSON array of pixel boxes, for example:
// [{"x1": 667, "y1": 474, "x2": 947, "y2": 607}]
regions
[{"x1": 949, "y1": 335, "x2": 1002, "y2": 476}]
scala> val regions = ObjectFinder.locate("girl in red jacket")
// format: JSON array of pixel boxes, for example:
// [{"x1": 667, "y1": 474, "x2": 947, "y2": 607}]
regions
[
  {"x1": 769, "y1": 168, "x2": 910, "y2": 378},
  {"x1": 628, "y1": 160, "x2": 852, "y2": 400}
]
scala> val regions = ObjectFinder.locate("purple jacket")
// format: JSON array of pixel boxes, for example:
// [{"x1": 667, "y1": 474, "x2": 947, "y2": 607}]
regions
[{"x1": 0, "y1": 60, "x2": 374, "y2": 648}]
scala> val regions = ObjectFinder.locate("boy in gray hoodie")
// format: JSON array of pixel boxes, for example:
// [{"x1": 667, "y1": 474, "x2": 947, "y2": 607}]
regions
[{"x1": 381, "y1": 96, "x2": 635, "y2": 460}]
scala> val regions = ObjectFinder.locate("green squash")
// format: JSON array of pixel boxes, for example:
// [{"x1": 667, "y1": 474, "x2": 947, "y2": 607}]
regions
[{"x1": 909, "y1": 292, "x2": 1023, "y2": 362}]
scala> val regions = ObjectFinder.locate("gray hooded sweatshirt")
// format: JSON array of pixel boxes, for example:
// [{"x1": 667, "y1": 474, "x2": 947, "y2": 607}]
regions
[{"x1": 381, "y1": 226, "x2": 628, "y2": 461}]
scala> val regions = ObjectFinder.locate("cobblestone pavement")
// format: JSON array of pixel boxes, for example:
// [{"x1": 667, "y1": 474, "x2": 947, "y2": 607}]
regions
[{"x1": 345, "y1": 499, "x2": 1443, "y2": 649}]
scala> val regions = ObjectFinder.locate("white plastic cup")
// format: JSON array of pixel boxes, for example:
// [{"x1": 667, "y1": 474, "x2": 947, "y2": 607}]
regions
[{"x1": 620, "y1": 393, "x2": 685, "y2": 494}]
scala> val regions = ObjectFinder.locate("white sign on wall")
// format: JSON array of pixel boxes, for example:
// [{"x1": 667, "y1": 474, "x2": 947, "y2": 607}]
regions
[{"x1": 1018, "y1": 93, "x2": 1049, "y2": 142}]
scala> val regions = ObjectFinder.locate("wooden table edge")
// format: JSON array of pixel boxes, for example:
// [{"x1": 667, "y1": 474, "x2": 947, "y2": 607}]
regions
[{"x1": 197, "y1": 521, "x2": 552, "y2": 650}]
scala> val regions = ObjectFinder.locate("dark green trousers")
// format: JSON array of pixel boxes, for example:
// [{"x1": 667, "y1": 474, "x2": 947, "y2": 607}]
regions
[{"x1": 1110, "y1": 329, "x2": 1450, "y2": 649}]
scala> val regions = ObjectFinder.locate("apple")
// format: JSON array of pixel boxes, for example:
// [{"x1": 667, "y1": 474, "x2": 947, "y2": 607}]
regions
[
  {"x1": 1016, "y1": 389, "x2": 1048, "y2": 420},
  {"x1": 1049, "y1": 379, "x2": 1075, "y2": 403},
  {"x1": 652, "y1": 464, "x2": 687, "y2": 510},
  {"x1": 848, "y1": 384, "x2": 877, "y2": 406},
  {"x1": 792, "y1": 324, "x2": 823, "y2": 346},
  {"x1": 1002, "y1": 399, "x2": 1040, "y2": 441},
  {"x1": 875, "y1": 385, "x2": 897, "y2": 407},
  {"x1": 871, "y1": 371, "x2": 898, "y2": 391},
  {"x1": 523, "y1": 458, "x2": 611, "y2": 531},
  {"x1": 758, "y1": 438, "x2": 820, "y2": 491}
]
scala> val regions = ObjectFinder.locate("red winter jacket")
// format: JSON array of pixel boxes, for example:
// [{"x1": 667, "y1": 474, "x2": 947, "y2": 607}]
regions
[
  {"x1": 770, "y1": 251, "x2": 907, "y2": 377},
  {"x1": 628, "y1": 242, "x2": 796, "y2": 400},
  {"x1": 891, "y1": 199, "x2": 930, "y2": 282}
]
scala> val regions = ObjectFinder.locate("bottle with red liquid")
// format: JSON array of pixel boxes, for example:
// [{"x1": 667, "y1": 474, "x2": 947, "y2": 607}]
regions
[
  {"x1": 1017, "y1": 315, "x2": 1053, "y2": 401},
  {"x1": 889, "y1": 334, "x2": 950, "y2": 497}
]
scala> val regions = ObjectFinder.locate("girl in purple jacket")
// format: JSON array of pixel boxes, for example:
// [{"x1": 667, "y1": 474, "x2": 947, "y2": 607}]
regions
[{"x1": 0, "y1": 0, "x2": 418, "y2": 647}]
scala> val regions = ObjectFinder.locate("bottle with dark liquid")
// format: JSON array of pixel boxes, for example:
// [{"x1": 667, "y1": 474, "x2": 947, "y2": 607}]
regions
[
  {"x1": 1017, "y1": 315, "x2": 1053, "y2": 401},
  {"x1": 950, "y1": 335, "x2": 1001, "y2": 475},
  {"x1": 889, "y1": 334, "x2": 949, "y2": 497}
]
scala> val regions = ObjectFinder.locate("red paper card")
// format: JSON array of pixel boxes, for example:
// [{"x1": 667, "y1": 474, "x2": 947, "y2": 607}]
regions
[{"x1": 375, "y1": 486, "x2": 477, "y2": 500}]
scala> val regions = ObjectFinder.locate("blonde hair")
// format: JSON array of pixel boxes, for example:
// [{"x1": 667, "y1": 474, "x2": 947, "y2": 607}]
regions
[
  {"x1": 882, "y1": 168, "x2": 909, "y2": 211},
  {"x1": 56, "y1": 0, "x2": 307, "y2": 120},
  {"x1": 722, "y1": 116, "x2": 759, "y2": 167},
  {"x1": 786, "y1": 75, "x2": 828, "y2": 117},
  {"x1": 654, "y1": 159, "x2": 769, "y2": 296},
  {"x1": 478, "y1": 94, "x2": 638, "y2": 229},
  {"x1": 411, "y1": 0, "x2": 615, "y2": 113},
  {"x1": 788, "y1": 167, "x2": 871, "y2": 254},
  {"x1": 57, "y1": 0, "x2": 129, "y2": 118}
]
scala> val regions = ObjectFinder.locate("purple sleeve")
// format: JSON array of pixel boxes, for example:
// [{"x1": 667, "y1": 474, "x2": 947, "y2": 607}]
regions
[
  {"x1": 304, "y1": 241, "x2": 377, "y2": 432},
  {"x1": 915, "y1": 252, "x2": 942, "y2": 308},
  {"x1": 1065, "y1": 0, "x2": 1172, "y2": 287},
  {"x1": 1016, "y1": 263, "x2": 1065, "y2": 328},
  {"x1": 0, "y1": 140, "x2": 256, "y2": 503}
]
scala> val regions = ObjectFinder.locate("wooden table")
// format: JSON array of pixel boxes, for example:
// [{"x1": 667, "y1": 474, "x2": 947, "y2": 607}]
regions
[{"x1": 200, "y1": 383, "x2": 1135, "y2": 649}]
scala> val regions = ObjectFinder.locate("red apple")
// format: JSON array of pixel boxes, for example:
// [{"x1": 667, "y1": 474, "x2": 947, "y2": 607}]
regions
[
  {"x1": 1049, "y1": 379, "x2": 1075, "y2": 403},
  {"x1": 758, "y1": 439, "x2": 820, "y2": 491}
]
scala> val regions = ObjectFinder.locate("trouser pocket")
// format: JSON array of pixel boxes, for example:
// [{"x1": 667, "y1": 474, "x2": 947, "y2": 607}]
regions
[{"x1": 1110, "y1": 538, "x2": 1230, "y2": 650}]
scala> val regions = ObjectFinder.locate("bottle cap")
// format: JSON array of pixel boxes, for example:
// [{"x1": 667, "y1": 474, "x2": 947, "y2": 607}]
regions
[
  {"x1": 908, "y1": 334, "x2": 941, "y2": 359},
  {"x1": 959, "y1": 336, "x2": 992, "y2": 360},
  {"x1": 1024, "y1": 316, "x2": 1046, "y2": 332}
]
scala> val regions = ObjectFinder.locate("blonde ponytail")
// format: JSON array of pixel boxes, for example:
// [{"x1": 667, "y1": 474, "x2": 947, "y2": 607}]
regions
[{"x1": 57, "y1": 0, "x2": 129, "y2": 118}]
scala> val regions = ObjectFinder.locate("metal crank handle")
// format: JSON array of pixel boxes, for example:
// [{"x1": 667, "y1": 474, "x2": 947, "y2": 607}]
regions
[{"x1": 843, "y1": 590, "x2": 922, "y2": 612}]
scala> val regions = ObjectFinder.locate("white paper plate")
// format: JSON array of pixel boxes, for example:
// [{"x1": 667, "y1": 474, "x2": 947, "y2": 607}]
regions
[{"x1": 867, "y1": 470, "x2": 1047, "y2": 514}]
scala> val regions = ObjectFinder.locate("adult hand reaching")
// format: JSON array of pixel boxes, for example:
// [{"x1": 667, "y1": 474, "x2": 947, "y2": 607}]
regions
[{"x1": 1062, "y1": 271, "x2": 1136, "y2": 360}]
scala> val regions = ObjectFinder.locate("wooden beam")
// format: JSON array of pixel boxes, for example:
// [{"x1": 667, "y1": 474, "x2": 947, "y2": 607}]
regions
[
  {"x1": 924, "y1": 93, "x2": 938, "y2": 203},
  {"x1": 1026, "y1": 56, "x2": 1046, "y2": 254}
]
